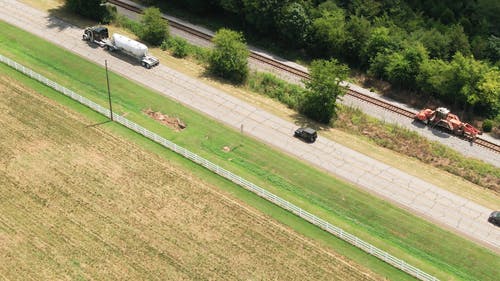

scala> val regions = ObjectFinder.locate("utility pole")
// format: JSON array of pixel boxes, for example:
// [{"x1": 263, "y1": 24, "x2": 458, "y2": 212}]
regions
[{"x1": 105, "y1": 60, "x2": 113, "y2": 121}]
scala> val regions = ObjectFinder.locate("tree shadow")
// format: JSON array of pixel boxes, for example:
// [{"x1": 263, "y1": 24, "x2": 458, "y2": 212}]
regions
[
  {"x1": 199, "y1": 68, "x2": 247, "y2": 86},
  {"x1": 289, "y1": 112, "x2": 329, "y2": 132},
  {"x1": 46, "y1": 5, "x2": 96, "y2": 31}
]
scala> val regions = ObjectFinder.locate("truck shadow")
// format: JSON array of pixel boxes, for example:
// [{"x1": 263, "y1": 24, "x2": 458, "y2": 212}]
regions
[
  {"x1": 411, "y1": 119, "x2": 451, "y2": 139},
  {"x1": 428, "y1": 127, "x2": 451, "y2": 139},
  {"x1": 84, "y1": 41, "x2": 101, "y2": 49},
  {"x1": 410, "y1": 119, "x2": 426, "y2": 129},
  {"x1": 106, "y1": 50, "x2": 142, "y2": 67}
]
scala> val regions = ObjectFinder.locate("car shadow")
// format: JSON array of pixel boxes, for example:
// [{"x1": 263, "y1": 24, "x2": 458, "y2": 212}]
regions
[{"x1": 293, "y1": 136, "x2": 316, "y2": 143}]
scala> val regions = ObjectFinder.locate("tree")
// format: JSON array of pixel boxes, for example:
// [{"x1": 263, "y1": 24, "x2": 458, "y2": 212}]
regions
[
  {"x1": 346, "y1": 0, "x2": 382, "y2": 19},
  {"x1": 449, "y1": 53, "x2": 485, "y2": 108},
  {"x1": 416, "y1": 58, "x2": 454, "y2": 98},
  {"x1": 416, "y1": 28, "x2": 452, "y2": 59},
  {"x1": 384, "y1": 43, "x2": 429, "y2": 89},
  {"x1": 64, "y1": 0, "x2": 110, "y2": 22},
  {"x1": 140, "y1": 7, "x2": 169, "y2": 46},
  {"x1": 344, "y1": 15, "x2": 371, "y2": 63},
  {"x1": 209, "y1": 29, "x2": 249, "y2": 83},
  {"x1": 476, "y1": 67, "x2": 500, "y2": 115},
  {"x1": 276, "y1": 2, "x2": 311, "y2": 47},
  {"x1": 445, "y1": 25, "x2": 471, "y2": 57},
  {"x1": 486, "y1": 35, "x2": 500, "y2": 63},
  {"x1": 300, "y1": 59, "x2": 349, "y2": 123},
  {"x1": 241, "y1": 0, "x2": 289, "y2": 32},
  {"x1": 361, "y1": 27, "x2": 400, "y2": 66},
  {"x1": 218, "y1": 0, "x2": 243, "y2": 15},
  {"x1": 310, "y1": 6, "x2": 347, "y2": 58}
]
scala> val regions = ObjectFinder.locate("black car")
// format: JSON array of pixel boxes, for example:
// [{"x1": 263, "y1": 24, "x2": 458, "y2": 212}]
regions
[
  {"x1": 294, "y1": 127, "x2": 317, "y2": 143},
  {"x1": 488, "y1": 211, "x2": 500, "y2": 226}
]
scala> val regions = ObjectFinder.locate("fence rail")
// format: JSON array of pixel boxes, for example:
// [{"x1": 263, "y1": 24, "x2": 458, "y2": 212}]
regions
[{"x1": 0, "y1": 53, "x2": 438, "y2": 281}]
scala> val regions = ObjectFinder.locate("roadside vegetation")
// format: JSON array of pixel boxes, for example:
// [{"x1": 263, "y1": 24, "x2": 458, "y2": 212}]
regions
[
  {"x1": 138, "y1": 0, "x2": 500, "y2": 132},
  {"x1": 67, "y1": 0, "x2": 348, "y2": 124},
  {"x1": 64, "y1": 3, "x2": 500, "y2": 191},
  {"x1": 1, "y1": 20, "x2": 499, "y2": 281},
  {"x1": 336, "y1": 107, "x2": 500, "y2": 191}
]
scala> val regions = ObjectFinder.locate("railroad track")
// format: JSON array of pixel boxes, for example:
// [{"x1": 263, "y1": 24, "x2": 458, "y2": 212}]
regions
[
  {"x1": 108, "y1": 0, "x2": 500, "y2": 154},
  {"x1": 346, "y1": 89, "x2": 416, "y2": 118},
  {"x1": 476, "y1": 138, "x2": 500, "y2": 153}
]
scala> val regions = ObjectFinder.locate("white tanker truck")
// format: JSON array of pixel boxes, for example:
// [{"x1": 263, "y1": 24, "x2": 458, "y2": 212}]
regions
[{"x1": 83, "y1": 26, "x2": 159, "y2": 69}]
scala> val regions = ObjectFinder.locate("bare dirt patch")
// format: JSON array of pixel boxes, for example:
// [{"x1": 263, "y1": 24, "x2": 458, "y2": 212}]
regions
[
  {"x1": 0, "y1": 74, "x2": 379, "y2": 280},
  {"x1": 144, "y1": 108, "x2": 186, "y2": 131}
]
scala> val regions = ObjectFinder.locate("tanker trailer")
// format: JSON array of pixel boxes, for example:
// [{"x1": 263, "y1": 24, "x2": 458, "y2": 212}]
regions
[{"x1": 105, "y1": 33, "x2": 159, "y2": 69}]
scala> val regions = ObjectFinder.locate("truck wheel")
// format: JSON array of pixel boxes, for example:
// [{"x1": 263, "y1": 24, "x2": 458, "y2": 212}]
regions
[{"x1": 146, "y1": 64, "x2": 151, "y2": 69}]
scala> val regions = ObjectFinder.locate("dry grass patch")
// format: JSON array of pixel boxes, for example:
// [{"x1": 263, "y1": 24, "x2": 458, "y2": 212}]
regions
[
  {"x1": 144, "y1": 108, "x2": 186, "y2": 131},
  {"x1": 0, "y1": 74, "x2": 380, "y2": 280}
]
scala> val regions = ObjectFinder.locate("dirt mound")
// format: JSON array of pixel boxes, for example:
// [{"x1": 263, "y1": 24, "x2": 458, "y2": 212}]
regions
[{"x1": 144, "y1": 108, "x2": 186, "y2": 131}]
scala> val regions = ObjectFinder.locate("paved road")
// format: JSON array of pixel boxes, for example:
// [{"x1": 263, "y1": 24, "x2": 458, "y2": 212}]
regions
[{"x1": 1, "y1": 0, "x2": 499, "y2": 252}]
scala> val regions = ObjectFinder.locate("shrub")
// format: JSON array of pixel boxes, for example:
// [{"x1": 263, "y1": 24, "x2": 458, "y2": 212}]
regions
[
  {"x1": 114, "y1": 14, "x2": 143, "y2": 36},
  {"x1": 209, "y1": 29, "x2": 249, "y2": 84},
  {"x1": 140, "y1": 7, "x2": 169, "y2": 46},
  {"x1": 482, "y1": 119, "x2": 493, "y2": 132},
  {"x1": 160, "y1": 39, "x2": 169, "y2": 51},
  {"x1": 247, "y1": 72, "x2": 306, "y2": 109},
  {"x1": 170, "y1": 37, "x2": 189, "y2": 58}
]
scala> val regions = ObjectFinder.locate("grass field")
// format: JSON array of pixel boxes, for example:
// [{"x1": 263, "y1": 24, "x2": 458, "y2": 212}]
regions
[
  {"x1": 0, "y1": 74, "x2": 383, "y2": 280},
  {"x1": 1, "y1": 18, "x2": 499, "y2": 281}
]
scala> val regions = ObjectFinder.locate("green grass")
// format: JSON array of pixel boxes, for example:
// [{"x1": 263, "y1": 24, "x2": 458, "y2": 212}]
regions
[
  {"x1": 247, "y1": 71, "x2": 306, "y2": 110},
  {"x1": 1, "y1": 20, "x2": 499, "y2": 280}
]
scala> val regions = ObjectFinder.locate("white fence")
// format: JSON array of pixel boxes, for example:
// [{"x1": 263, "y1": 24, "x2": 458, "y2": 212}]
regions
[{"x1": 0, "y1": 54, "x2": 438, "y2": 281}]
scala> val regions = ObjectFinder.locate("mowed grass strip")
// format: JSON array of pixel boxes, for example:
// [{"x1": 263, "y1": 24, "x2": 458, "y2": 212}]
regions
[
  {"x1": 0, "y1": 74, "x2": 382, "y2": 280},
  {"x1": 0, "y1": 20, "x2": 498, "y2": 280}
]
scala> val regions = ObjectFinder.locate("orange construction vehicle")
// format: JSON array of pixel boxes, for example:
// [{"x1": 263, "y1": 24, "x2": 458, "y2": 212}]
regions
[{"x1": 414, "y1": 107, "x2": 482, "y2": 141}]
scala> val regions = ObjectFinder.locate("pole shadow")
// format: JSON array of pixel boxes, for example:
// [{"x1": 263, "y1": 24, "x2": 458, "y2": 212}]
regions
[{"x1": 86, "y1": 120, "x2": 112, "y2": 128}]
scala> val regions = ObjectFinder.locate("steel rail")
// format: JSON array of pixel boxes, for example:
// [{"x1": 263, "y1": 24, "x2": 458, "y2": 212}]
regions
[{"x1": 108, "y1": 0, "x2": 500, "y2": 154}]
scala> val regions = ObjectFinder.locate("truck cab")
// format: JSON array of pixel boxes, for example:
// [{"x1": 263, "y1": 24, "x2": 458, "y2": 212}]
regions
[
  {"x1": 141, "y1": 56, "x2": 160, "y2": 69},
  {"x1": 82, "y1": 26, "x2": 109, "y2": 47}
]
